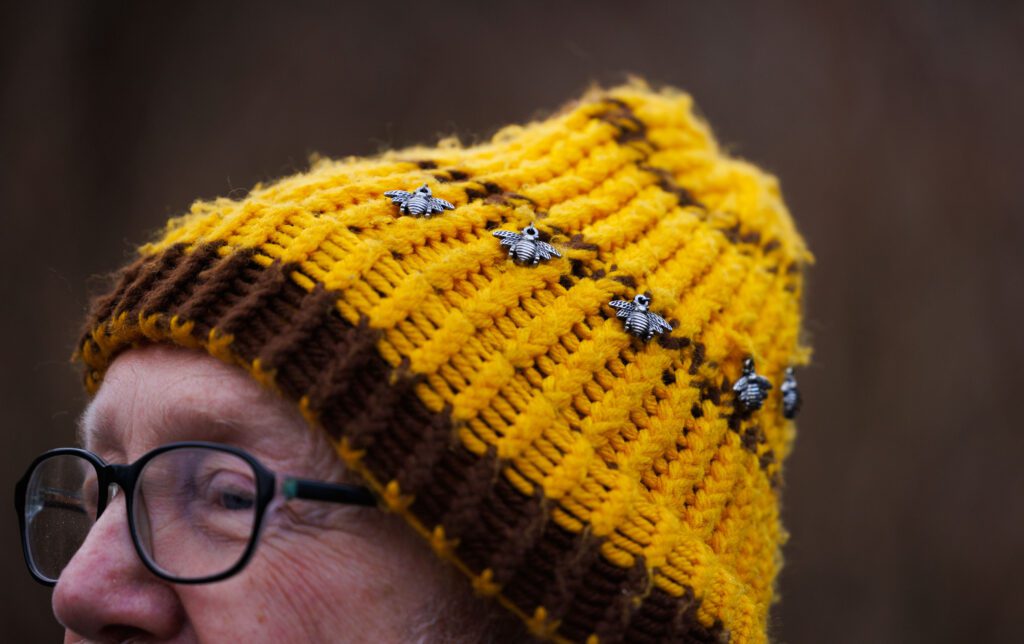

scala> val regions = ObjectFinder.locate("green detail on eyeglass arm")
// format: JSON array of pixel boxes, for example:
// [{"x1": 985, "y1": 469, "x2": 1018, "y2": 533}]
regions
[{"x1": 282, "y1": 478, "x2": 298, "y2": 500}]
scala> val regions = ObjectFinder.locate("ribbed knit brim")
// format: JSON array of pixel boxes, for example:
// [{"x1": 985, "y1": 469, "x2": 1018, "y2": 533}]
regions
[{"x1": 77, "y1": 82, "x2": 811, "y2": 643}]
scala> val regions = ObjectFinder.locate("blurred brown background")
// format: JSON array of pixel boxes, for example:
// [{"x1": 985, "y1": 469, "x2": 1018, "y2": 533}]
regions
[{"x1": 2, "y1": 1, "x2": 1022, "y2": 641}]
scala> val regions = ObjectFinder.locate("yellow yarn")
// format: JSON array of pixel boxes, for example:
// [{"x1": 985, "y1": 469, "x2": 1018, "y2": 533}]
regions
[{"x1": 80, "y1": 81, "x2": 811, "y2": 642}]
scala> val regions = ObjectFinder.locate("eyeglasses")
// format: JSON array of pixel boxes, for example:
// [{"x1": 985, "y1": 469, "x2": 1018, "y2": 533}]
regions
[{"x1": 14, "y1": 441, "x2": 376, "y2": 586}]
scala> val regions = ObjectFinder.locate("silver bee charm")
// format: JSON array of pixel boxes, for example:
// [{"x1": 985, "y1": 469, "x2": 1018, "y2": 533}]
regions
[
  {"x1": 608, "y1": 294, "x2": 673, "y2": 341},
  {"x1": 492, "y1": 224, "x2": 562, "y2": 265},
  {"x1": 384, "y1": 184, "x2": 455, "y2": 217},
  {"x1": 781, "y1": 367, "x2": 801, "y2": 419},
  {"x1": 733, "y1": 358, "x2": 772, "y2": 413}
]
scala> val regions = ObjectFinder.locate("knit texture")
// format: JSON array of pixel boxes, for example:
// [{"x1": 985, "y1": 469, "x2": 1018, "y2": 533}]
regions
[{"x1": 77, "y1": 82, "x2": 811, "y2": 643}]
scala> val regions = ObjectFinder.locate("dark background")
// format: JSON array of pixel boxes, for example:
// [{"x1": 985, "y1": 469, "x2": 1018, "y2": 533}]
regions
[{"x1": 2, "y1": 1, "x2": 1021, "y2": 641}]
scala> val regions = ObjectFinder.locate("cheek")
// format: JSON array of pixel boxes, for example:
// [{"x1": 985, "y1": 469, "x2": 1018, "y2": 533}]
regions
[{"x1": 175, "y1": 527, "x2": 425, "y2": 642}]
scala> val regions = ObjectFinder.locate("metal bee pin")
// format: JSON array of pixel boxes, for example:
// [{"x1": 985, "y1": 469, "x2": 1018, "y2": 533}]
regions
[
  {"x1": 384, "y1": 184, "x2": 455, "y2": 217},
  {"x1": 608, "y1": 294, "x2": 673, "y2": 341},
  {"x1": 781, "y1": 367, "x2": 801, "y2": 419},
  {"x1": 492, "y1": 224, "x2": 562, "y2": 265},
  {"x1": 732, "y1": 358, "x2": 772, "y2": 413}
]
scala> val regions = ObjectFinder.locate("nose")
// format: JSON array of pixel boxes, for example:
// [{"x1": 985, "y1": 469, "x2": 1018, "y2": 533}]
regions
[{"x1": 52, "y1": 488, "x2": 185, "y2": 641}]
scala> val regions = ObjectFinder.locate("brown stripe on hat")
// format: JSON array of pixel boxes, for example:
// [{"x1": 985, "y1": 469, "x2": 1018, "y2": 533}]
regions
[{"x1": 623, "y1": 586, "x2": 727, "y2": 643}]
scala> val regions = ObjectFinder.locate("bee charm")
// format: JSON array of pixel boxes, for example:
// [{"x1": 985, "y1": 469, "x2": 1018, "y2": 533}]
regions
[
  {"x1": 780, "y1": 367, "x2": 801, "y2": 419},
  {"x1": 384, "y1": 184, "x2": 455, "y2": 217},
  {"x1": 492, "y1": 224, "x2": 562, "y2": 265},
  {"x1": 732, "y1": 358, "x2": 772, "y2": 413},
  {"x1": 608, "y1": 294, "x2": 673, "y2": 341}
]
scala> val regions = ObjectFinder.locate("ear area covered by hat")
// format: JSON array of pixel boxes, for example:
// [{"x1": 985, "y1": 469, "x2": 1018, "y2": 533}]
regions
[{"x1": 77, "y1": 81, "x2": 812, "y2": 643}]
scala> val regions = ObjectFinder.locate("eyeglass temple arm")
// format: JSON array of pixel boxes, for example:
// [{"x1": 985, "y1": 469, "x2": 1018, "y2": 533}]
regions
[{"x1": 281, "y1": 478, "x2": 376, "y2": 507}]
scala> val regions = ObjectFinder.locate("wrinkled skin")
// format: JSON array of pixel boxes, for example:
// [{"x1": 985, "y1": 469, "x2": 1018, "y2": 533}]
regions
[{"x1": 53, "y1": 345, "x2": 458, "y2": 643}]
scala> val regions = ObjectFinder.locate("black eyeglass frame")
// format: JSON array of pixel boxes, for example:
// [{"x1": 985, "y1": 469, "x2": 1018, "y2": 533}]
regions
[{"x1": 14, "y1": 441, "x2": 377, "y2": 587}]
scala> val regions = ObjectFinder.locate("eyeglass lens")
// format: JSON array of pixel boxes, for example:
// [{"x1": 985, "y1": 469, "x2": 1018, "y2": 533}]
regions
[
  {"x1": 23, "y1": 447, "x2": 260, "y2": 583},
  {"x1": 133, "y1": 448, "x2": 258, "y2": 579},
  {"x1": 24, "y1": 454, "x2": 98, "y2": 581}
]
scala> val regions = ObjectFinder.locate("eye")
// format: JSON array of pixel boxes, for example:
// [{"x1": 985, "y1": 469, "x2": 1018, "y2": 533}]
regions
[
  {"x1": 203, "y1": 471, "x2": 256, "y2": 511},
  {"x1": 218, "y1": 487, "x2": 254, "y2": 511}
]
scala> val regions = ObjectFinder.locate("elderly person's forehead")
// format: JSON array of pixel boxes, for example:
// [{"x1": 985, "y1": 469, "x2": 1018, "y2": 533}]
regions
[{"x1": 78, "y1": 346, "x2": 309, "y2": 456}]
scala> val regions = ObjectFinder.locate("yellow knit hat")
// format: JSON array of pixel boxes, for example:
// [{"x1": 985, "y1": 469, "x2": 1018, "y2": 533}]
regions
[{"x1": 78, "y1": 82, "x2": 811, "y2": 643}]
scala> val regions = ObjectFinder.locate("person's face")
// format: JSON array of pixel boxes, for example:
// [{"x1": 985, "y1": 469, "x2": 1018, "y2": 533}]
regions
[{"x1": 52, "y1": 345, "x2": 447, "y2": 642}]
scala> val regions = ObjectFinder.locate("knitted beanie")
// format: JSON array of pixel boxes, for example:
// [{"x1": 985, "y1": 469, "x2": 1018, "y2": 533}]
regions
[{"x1": 77, "y1": 82, "x2": 811, "y2": 643}]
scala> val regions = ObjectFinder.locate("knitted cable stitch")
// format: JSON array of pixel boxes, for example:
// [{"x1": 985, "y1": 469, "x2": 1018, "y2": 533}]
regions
[{"x1": 77, "y1": 82, "x2": 812, "y2": 643}]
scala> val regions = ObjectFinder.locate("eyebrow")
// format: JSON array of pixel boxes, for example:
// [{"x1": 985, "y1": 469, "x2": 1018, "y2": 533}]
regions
[
  {"x1": 77, "y1": 403, "x2": 109, "y2": 451},
  {"x1": 78, "y1": 400, "x2": 255, "y2": 457}
]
